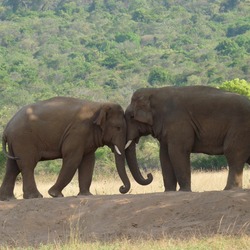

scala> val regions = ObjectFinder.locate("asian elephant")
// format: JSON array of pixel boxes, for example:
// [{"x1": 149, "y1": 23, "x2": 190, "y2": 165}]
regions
[
  {"x1": 125, "y1": 85, "x2": 250, "y2": 192},
  {"x1": 0, "y1": 97, "x2": 136, "y2": 200}
]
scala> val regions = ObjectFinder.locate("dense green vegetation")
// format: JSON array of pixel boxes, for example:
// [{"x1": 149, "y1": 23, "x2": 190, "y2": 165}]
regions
[{"x1": 0, "y1": 0, "x2": 250, "y2": 175}]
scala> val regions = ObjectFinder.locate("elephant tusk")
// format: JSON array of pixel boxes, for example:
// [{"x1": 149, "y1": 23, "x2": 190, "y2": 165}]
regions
[
  {"x1": 125, "y1": 140, "x2": 133, "y2": 149},
  {"x1": 114, "y1": 145, "x2": 122, "y2": 155}
]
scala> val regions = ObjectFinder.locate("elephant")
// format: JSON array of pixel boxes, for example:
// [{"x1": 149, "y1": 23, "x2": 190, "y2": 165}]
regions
[
  {"x1": 0, "y1": 96, "x2": 138, "y2": 200},
  {"x1": 125, "y1": 85, "x2": 250, "y2": 192}
]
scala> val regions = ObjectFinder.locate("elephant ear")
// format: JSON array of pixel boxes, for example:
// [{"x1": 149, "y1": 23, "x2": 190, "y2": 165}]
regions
[
  {"x1": 133, "y1": 96, "x2": 153, "y2": 125},
  {"x1": 94, "y1": 106, "x2": 110, "y2": 130}
]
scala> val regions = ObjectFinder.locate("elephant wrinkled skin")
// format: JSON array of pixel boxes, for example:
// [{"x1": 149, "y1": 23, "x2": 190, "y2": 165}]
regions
[
  {"x1": 125, "y1": 86, "x2": 250, "y2": 192},
  {"x1": 0, "y1": 97, "x2": 131, "y2": 200}
]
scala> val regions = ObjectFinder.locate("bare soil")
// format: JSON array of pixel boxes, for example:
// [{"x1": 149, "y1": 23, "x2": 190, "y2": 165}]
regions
[{"x1": 1, "y1": 190, "x2": 250, "y2": 247}]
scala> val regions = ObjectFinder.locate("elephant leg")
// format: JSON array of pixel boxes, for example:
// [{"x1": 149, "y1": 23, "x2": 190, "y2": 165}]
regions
[
  {"x1": 0, "y1": 159, "x2": 20, "y2": 201},
  {"x1": 48, "y1": 149, "x2": 84, "y2": 197},
  {"x1": 78, "y1": 152, "x2": 95, "y2": 196},
  {"x1": 18, "y1": 158, "x2": 43, "y2": 199},
  {"x1": 160, "y1": 143, "x2": 177, "y2": 191},
  {"x1": 224, "y1": 155, "x2": 245, "y2": 190},
  {"x1": 168, "y1": 145, "x2": 192, "y2": 192}
]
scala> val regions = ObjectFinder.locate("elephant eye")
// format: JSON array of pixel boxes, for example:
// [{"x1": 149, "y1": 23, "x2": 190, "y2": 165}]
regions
[{"x1": 116, "y1": 126, "x2": 121, "y2": 131}]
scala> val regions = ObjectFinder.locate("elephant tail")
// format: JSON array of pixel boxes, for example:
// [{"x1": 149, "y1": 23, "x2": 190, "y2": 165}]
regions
[{"x1": 2, "y1": 134, "x2": 19, "y2": 160}]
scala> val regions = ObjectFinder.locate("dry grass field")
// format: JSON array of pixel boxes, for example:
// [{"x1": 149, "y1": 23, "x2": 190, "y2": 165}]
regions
[
  {"x1": 12, "y1": 168, "x2": 250, "y2": 198},
  {"x1": 1, "y1": 169, "x2": 250, "y2": 249}
]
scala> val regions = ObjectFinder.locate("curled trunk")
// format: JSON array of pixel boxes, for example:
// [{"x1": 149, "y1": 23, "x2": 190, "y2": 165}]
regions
[
  {"x1": 114, "y1": 150, "x2": 131, "y2": 194},
  {"x1": 125, "y1": 141, "x2": 153, "y2": 185}
]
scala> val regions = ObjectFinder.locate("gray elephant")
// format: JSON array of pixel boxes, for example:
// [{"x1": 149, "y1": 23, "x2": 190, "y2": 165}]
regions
[
  {"x1": 0, "y1": 96, "x2": 150, "y2": 200},
  {"x1": 125, "y1": 85, "x2": 250, "y2": 192}
]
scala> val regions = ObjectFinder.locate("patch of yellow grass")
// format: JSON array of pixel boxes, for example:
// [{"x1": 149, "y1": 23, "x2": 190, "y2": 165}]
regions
[
  {"x1": 8, "y1": 235, "x2": 249, "y2": 250},
  {"x1": 13, "y1": 169, "x2": 250, "y2": 199}
]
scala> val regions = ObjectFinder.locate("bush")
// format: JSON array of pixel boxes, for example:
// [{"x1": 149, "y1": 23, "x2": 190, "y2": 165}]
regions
[
  {"x1": 36, "y1": 160, "x2": 62, "y2": 175},
  {"x1": 219, "y1": 78, "x2": 250, "y2": 97},
  {"x1": 227, "y1": 23, "x2": 250, "y2": 37},
  {"x1": 148, "y1": 67, "x2": 169, "y2": 86},
  {"x1": 95, "y1": 146, "x2": 116, "y2": 176},
  {"x1": 215, "y1": 39, "x2": 240, "y2": 56},
  {"x1": 115, "y1": 32, "x2": 140, "y2": 45},
  {"x1": 132, "y1": 8, "x2": 152, "y2": 22},
  {"x1": 102, "y1": 51, "x2": 128, "y2": 69},
  {"x1": 235, "y1": 34, "x2": 250, "y2": 53},
  {"x1": 136, "y1": 137, "x2": 160, "y2": 171},
  {"x1": 191, "y1": 154, "x2": 228, "y2": 171}
]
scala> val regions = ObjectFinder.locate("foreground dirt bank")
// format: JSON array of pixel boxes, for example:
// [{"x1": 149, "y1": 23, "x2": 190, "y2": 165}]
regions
[{"x1": 0, "y1": 190, "x2": 250, "y2": 247}]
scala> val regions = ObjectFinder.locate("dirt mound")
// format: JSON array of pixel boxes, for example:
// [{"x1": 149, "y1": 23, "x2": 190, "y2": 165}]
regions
[{"x1": 1, "y1": 190, "x2": 250, "y2": 247}]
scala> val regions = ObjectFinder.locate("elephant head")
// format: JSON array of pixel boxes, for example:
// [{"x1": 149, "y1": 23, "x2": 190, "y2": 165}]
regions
[
  {"x1": 94, "y1": 103, "x2": 131, "y2": 194},
  {"x1": 125, "y1": 89, "x2": 153, "y2": 186}
]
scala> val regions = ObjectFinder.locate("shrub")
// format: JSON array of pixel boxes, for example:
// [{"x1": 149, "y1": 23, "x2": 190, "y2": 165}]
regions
[
  {"x1": 102, "y1": 51, "x2": 128, "y2": 69},
  {"x1": 148, "y1": 67, "x2": 169, "y2": 85},
  {"x1": 215, "y1": 39, "x2": 240, "y2": 56},
  {"x1": 191, "y1": 154, "x2": 228, "y2": 171},
  {"x1": 219, "y1": 78, "x2": 250, "y2": 98},
  {"x1": 227, "y1": 23, "x2": 250, "y2": 37},
  {"x1": 115, "y1": 32, "x2": 140, "y2": 45}
]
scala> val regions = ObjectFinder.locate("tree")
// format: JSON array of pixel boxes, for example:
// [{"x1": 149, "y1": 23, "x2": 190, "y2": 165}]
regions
[
  {"x1": 102, "y1": 51, "x2": 128, "y2": 69},
  {"x1": 148, "y1": 67, "x2": 170, "y2": 86},
  {"x1": 4, "y1": 0, "x2": 21, "y2": 12},
  {"x1": 215, "y1": 39, "x2": 241, "y2": 56},
  {"x1": 191, "y1": 154, "x2": 227, "y2": 171},
  {"x1": 115, "y1": 32, "x2": 140, "y2": 45},
  {"x1": 220, "y1": 0, "x2": 240, "y2": 12},
  {"x1": 218, "y1": 78, "x2": 250, "y2": 98},
  {"x1": 227, "y1": 23, "x2": 250, "y2": 38}
]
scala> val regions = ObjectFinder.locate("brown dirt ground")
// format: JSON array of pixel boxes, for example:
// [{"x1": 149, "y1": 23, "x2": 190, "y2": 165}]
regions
[{"x1": 1, "y1": 190, "x2": 250, "y2": 247}]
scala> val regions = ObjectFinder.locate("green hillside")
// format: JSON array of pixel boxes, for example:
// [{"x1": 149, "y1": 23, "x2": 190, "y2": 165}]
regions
[{"x1": 0, "y1": 0, "x2": 250, "y2": 173}]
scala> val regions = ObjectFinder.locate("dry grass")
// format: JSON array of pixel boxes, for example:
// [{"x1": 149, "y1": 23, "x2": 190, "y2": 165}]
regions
[
  {"x1": 29, "y1": 235, "x2": 250, "y2": 250},
  {"x1": 2, "y1": 235, "x2": 249, "y2": 250},
  {"x1": 13, "y1": 169, "x2": 250, "y2": 199}
]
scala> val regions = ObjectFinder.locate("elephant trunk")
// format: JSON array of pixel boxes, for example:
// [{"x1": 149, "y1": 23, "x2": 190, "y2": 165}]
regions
[
  {"x1": 125, "y1": 141, "x2": 153, "y2": 185},
  {"x1": 114, "y1": 149, "x2": 131, "y2": 194}
]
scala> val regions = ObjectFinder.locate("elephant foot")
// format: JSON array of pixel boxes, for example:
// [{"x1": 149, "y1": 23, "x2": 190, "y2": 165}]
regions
[
  {"x1": 0, "y1": 192, "x2": 16, "y2": 201},
  {"x1": 77, "y1": 191, "x2": 93, "y2": 196},
  {"x1": 224, "y1": 185, "x2": 232, "y2": 190},
  {"x1": 224, "y1": 185, "x2": 242, "y2": 191},
  {"x1": 48, "y1": 187, "x2": 64, "y2": 198},
  {"x1": 23, "y1": 192, "x2": 43, "y2": 199},
  {"x1": 178, "y1": 187, "x2": 192, "y2": 192},
  {"x1": 164, "y1": 186, "x2": 177, "y2": 192}
]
